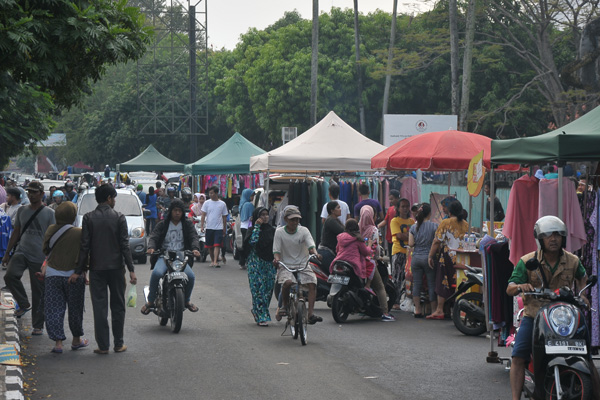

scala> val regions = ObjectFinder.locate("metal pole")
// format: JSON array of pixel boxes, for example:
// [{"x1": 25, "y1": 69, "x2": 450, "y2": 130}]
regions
[
  {"x1": 189, "y1": 5, "x2": 197, "y2": 163},
  {"x1": 488, "y1": 165, "x2": 495, "y2": 356},
  {"x1": 558, "y1": 165, "x2": 563, "y2": 219}
]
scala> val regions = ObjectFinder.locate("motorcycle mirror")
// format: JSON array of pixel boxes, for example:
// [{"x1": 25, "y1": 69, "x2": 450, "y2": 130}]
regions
[{"x1": 525, "y1": 258, "x2": 541, "y2": 271}]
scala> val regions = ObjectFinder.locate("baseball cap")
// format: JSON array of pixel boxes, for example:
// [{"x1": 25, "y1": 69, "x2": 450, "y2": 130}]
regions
[
  {"x1": 284, "y1": 206, "x2": 302, "y2": 220},
  {"x1": 137, "y1": 184, "x2": 143, "y2": 190},
  {"x1": 26, "y1": 181, "x2": 44, "y2": 192}
]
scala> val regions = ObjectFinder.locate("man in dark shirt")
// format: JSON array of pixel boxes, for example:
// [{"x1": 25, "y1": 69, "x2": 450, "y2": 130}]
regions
[
  {"x1": 353, "y1": 183, "x2": 383, "y2": 223},
  {"x1": 73, "y1": 184, "x2": 137, "y2": 354}
]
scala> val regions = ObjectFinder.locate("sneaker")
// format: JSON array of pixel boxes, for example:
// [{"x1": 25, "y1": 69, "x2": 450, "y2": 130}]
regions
[
  {"x1": 15, "y1": 307, "x2": 31, "y2": 318},
  {"x1": 381, "y1": 313, "x2": 396, "y2": 322}
]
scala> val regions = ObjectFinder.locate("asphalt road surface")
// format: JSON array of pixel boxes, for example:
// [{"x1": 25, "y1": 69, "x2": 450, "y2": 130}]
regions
[{"x1": 18, "y1": 258, "x2": 526, "y2": 399}]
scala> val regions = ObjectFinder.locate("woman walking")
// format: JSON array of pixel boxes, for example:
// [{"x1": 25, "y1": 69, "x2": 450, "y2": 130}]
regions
[
  {"x1": 408, "y1": 203, "x2": 438, "y2": 317},
  {"x1": 145, "y1": 186, "x2": 158, "y2": 234},
  {"x1": 317, "y1": 201, "x2": 344, "y2": 273},
  {"x1": 42, "y1": 202, "x2": 88, "y2": 353},
  {"x1": 241, "y1": 207, "x2": 276, "y2": 326},
  {"x1": 427, "y1": 200, "x2": 468, "y2": 320}
]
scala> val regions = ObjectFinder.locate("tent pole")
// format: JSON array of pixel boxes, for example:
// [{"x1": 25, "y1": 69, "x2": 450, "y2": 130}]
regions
[
  {"x1": 488, "y1": 165, "x2": 495, "y2": 355},
  {"x1": 468, "y1": 196, "x2": 472, "y2": 233},
  {"x1": 447, "y1": 172, "x2": 451, "y2": 195},
  {"x1": 417, "y1": 169, "x2": 423, "y2": 203},
  {"x1": 558, "y1": 165, "x2": 563, "y2": 220}
]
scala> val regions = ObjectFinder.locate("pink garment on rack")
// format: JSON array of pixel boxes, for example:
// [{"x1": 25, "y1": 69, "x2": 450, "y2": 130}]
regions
[
  {"x1": 400, "y1": 176, "x2": 420, "y2": 206},
  {"x1": 503, "y1": 175, "x2": 539, "y2": 267},
  {"x1": 220, "y1": 175, "x2": 227, "y2": 195},
  {"x1": 383, "y1": 179, "x2": 390, "y2": 209},
  {"x1": 538, "y1": 178, "x2": 586, "y2": 253}
]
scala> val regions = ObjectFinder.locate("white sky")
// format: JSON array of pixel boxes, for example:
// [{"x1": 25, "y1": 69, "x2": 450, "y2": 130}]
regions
[{"x1": 206, "y1": 1, "x2": 432, "y2": 50}]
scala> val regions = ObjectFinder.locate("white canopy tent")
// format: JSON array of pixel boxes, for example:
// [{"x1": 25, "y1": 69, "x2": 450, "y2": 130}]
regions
[{"x1": 250, "y1": 111, "x2": 386, "y2": 173}]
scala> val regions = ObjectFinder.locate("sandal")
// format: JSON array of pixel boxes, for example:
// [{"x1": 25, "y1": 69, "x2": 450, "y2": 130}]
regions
[
  {"x1": 275, "y1": 307, "x2": 288, "y2": 321},
  {"x1": 257, "y1": 321, "x2": 269, "y2": 327},
  {"x1": 140, "y1": 303, "x2": 153, "y2": 315},
  {"x1": 308, "y1": 314, "x2": 323, "y2": 325},
  {"x1": 51, "y1": 347, "x2": 63, "y2": 354},
  {"x1": 32, "y1": 328, "x2": 43, "y2": 336},
  {"x1": 71, "y1": 338, "x2": 89, "y2": 350},
  {"x1": 185, "y1": 303, "x2": 199, "y2": 312}
]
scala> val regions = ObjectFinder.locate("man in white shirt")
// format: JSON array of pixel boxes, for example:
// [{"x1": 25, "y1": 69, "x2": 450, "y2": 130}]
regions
[
  {"x1": 1, "y1": 188, "x2": 22, "y2": 221},
  {"x1": 200, "y1": 186, "x2": 228, "y2": 268},
  {"x1": 273, "y1": 206, "x2": 323, "y2": 324},
  {"x1": 320, "y1": 182, "x2": 350, "y2": 225}
]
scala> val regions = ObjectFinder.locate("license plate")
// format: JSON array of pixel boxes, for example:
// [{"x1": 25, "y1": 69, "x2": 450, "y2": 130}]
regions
[
  {"x1": 327, "y1": 275, "x2": 350, "y2": 285},
  {"x1": 168, "y1": 272, "x2": 187, "y2": 282},
  {"x1": 545, "y1": 339, "x2": 587, "y2": 355}
]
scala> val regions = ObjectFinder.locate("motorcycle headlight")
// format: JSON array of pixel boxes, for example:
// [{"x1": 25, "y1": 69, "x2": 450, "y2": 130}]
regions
[
  {"x1": 549, "y1": 305, "x2": 576, "y2": 337},
  {"x1": 172, "y1": 260, "x2": 185, "y2": 272},
  {"x1": 131, "y1": 227, "x2": 145, "y2": 238}
]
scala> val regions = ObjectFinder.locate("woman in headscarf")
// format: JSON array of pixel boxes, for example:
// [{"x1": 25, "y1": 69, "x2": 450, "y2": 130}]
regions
[
  {"x1": 240, "y1": 207, "x2": 276, "y2": 326},
  {"x1": 189, "y1": 193, "x2": 206, "y2": 221},
  {"x1": 426, "y1": 200, "x2": 469, "y2": 319},
  {"x1": 42, "y1": 202, "x2": 89, "y2": 353},
  {"x1": 358, "y1": 205, "x2": 379, "y2": 293},
  {"x1": 238, "y1": 189, "x2": 255, "y2": 239}
]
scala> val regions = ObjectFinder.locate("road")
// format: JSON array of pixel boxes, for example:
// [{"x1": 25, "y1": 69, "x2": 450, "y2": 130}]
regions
[{"x1": 19, "y1": 258, "x2": 518, "y2": 400}]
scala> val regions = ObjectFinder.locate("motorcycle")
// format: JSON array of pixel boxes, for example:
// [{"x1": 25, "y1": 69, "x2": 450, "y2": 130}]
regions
[
  {"x1": 327, "y1": 258, "x2": 397, "y2": 323},
  {"x1": 516, "y1": 258, "x2": 598, "y2": 400},
  {"x1": 193, "y1": 217, "x2": 209, "y2": 262},
  {"x1": 143, "y1": 249, "x2": 195, "y2": 333},
  {"x1": 446, "y1": 264, "x2": 486, "y2": 336}
]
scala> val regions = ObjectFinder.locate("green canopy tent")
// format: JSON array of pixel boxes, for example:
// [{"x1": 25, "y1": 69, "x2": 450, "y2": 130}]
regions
[
  {"x1": 117, "y1": 144, "x2": 185, "y2": 172},
  {"x1": 490, "y1": 105, "x2": 600, "y2": 223},
  {"x1": 184, "y1": 132, "x2": 265, "y2": 175}
]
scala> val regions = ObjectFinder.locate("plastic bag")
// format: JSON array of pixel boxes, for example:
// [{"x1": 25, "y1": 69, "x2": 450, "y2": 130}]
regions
[{"x1": 127, "y1": 284, "x2": 137, "y2": 308}]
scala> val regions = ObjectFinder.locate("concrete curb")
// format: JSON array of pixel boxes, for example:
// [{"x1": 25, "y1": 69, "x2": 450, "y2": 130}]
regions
[{"x1": 1, "y1": 293, "x2": 23, "y2": 400}]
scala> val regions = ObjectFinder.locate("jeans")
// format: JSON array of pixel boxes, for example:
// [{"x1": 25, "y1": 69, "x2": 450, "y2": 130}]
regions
[
  {"x1": 411, "y1": 255, "x2": 436, "y2": 301},
  {"x1": 148, "y1": 258, "x2": 195, "y2": 303}
]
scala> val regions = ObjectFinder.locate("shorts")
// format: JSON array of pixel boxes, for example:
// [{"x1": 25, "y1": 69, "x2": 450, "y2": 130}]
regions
[
  {"x1": 512, "y1": 316, "x2": 533, "y2": 362},
  {"x1": 277, "y1": 266, "x2": 317, "y2": 285},
  {"x1": 205, "y1": 229, "x2": 224, "y2": 248}
]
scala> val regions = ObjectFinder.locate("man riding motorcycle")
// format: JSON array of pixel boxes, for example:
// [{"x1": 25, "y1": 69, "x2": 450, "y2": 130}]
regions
[
  {"x1": 49, "y1": 190, "x2": 64, "y2": 210},
  {"x1": 506, "y1": 216, "x2": 588, "y2": 400},
  {"x1": 141, "y1": 199, "x2": 201, "y2": 315}
]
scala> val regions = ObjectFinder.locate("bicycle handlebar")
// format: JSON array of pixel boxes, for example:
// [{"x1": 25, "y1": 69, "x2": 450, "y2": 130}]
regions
[{"x1": 276, "y1": 254, "x2": 318, "y2": 273}]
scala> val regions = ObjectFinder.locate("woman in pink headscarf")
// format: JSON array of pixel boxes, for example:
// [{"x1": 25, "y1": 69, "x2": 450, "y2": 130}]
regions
[{"x1": 189, "y1": 193, "x2": 206, "y2": 221}]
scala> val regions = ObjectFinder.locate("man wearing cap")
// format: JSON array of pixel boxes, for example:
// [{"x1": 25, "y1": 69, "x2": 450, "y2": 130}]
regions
[
  {"x1": 273, "y1": 205, "x2": 323, "y2": 324},
  {"x1": 2, "y1": 181, "x2": 55, "y2": 334},
  {"x1": 135, "y1": 184, "x2": 146, "y2": 204}
]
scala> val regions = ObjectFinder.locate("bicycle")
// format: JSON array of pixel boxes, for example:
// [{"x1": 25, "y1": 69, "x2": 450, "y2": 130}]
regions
[{"x1": 277, "y1": 255, "x2": 318, "y2": 346}]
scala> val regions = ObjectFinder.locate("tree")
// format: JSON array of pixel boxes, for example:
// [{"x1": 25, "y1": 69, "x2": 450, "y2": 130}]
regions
[
  {"x1": 381, "y1": 0, "x2": 398, "y2": 142},
  {"x1": 459, "y1": 0, "x2": 477, "y2": 131},
  {"x1": 353, "y1": 0, "x2": 366, "y2": 134},
  {"x1": 0, "y1": 0, "x2": 152, "y2": 167},
  {"x1": 311, "y1": 0, "x2": 319, "y2": 126}
]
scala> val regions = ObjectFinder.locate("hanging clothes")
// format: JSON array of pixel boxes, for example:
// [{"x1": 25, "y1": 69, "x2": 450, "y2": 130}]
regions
[
  {"x1": 309, "y1": 180, "x2": 317, "y2": 240},
  {"x1": 503, "y1": 175, "x2": 539, "y2": 267},
  {"x1": 400, "y1": 176, "x2": 420, "y2": 206},
  {"x1": 538, "y1": 178, "x2": 586, "y2": 253}
]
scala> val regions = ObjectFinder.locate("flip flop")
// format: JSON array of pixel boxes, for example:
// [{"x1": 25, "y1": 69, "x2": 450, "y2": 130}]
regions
[
  {"x1": 140, "y1": 303, "x2": 152, "y2": 315},
  {"x1": 71, "y1": 339, "x2": 89, "y2": 350},
  {"x1": 257, "y1": 321, "x2": 269, "y2": 327},
  {"x1": 32, "y1": 328, "x2": 43, "y2": 336},
  {"x1": 185, "y1": 303, "x2": 199, "y2": 312},
  {"x1": 51, "y1": 347, "x2": 63, "y2": 354},
  {"x1": 426, "y1": 314, "x2": 445, "y2": 320}
]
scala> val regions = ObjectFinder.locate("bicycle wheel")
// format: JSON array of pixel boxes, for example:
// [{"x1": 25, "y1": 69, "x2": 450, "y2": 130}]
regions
[
  {"x1": 290, "y1": 293, "x2": 299, "y2": 339},
  {"x1": 298, "y1": 300, "x2": 307, "y2": 346}
]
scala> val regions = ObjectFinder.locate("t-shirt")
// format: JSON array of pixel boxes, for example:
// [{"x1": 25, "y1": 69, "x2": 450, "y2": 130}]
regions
[
  {"x1": 320, "y1": 199, "x2": 350, "y2": 225},
  {"x1": 14, "y1": 206, "x2": 55, "y2": 263},
  {"x1": 409, "y1": 221, "x2": 438, "y2": 257},
  {"x1": 383, "y1": 205, "x2": 396, "y2": 243},
  {"x1": 163, "y1": 222, "x2": 184, "y2": 251},
  {"x1": 273, "y1": 225, "x2": 315, "y2": 267},
  {"x1": 320, "y1": 217, "x2": 344, "y2": 250},
  {"x1": 137, "y1": 191, "x2": 146, "y2": 205},
  {"x1": 201, "y1": 199, "x2": 228, "y2": 230},
  {"x1": 354, "y1": 199, "x2": 382, "y2": 220},
  {"x1": 390, "y1": 217, "x2": 414, "y2": 255}
]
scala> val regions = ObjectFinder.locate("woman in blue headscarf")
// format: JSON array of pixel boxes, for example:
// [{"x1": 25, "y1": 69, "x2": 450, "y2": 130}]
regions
[{"x1": 239, "y1": 188, "x2": 255, "y2": 241}]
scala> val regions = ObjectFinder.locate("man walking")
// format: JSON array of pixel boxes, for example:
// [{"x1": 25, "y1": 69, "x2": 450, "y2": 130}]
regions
[
  {"x1": 72, "y1": 184, "x2": 137, "y2": 354},
  {"x1": 353, "y1": 183, "x2": 383, "y2": 222},
  {"x1": 1, "y1": 187, "x2": 22, "y2": 221},
  {"x1": 2, "y1": 181, "x2": 55, "y2": 335},
  {"x1": 200, "y1": 186, "x2": 228, "y2": 268},
  {"x1": 319, "y1": 183, "x2": 350, "y2": 225}
]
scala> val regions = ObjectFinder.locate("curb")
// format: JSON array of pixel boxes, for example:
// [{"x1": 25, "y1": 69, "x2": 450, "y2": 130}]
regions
[{"x1": 1, "y1": 293, "x2": 23, "y2": 400}]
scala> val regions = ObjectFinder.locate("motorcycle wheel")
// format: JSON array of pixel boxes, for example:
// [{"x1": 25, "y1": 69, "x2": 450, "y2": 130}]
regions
[
  {"x1": 170, "y1": 287, "x2": 185, "y2": 333},
  {"x1": 332, "y1": 289, "x2": 350, "y2": 323},
  {"x1": 298, "y1": 300, "x2": 307, "y2": 346},
  {"x1": 452, "y1": 292, "x2": 486, "y2": 336},
  {"x1": 545, "y1": 368, "x2": 593, "y2": 400},
  {"x1": 159, "y1": 315, "x2": 169, "y2": 326},
  {"x1": 157, "y1": 288, "x2": 168, "y2": 326}
]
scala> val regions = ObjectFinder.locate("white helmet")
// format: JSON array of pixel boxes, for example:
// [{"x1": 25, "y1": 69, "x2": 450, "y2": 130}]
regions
[{"x1": 533, "y1": 215, "x2": 567, "y2": 250}]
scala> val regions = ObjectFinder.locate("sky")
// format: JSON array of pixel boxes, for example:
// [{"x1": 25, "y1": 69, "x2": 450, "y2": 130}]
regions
[{"x1": 206, "y1": 1, "x2": 433, "y2": 50}]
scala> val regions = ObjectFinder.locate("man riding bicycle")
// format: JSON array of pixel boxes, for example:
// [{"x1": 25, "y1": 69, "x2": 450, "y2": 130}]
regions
[
  {"x1": 141, "y1": 199, "x2": 201, "y2": 314},
  {"x1": 273, "y1": 206, "x2": 323, "y2": 324}
]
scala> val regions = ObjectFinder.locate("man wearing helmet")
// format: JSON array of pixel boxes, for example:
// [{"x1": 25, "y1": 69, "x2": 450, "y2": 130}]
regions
[
  {"x1": 64, "y1": 182, "x2": 76, "y2": 202},
  {"x1": 49, "y1": 190, "x2": 65, "y2": 210},
  {"x1": 506, "y1": 216, "x2": 588, "y2": 400},
  {"x1": 158, "y1": 186, "x2": 176, "y2": 219}
]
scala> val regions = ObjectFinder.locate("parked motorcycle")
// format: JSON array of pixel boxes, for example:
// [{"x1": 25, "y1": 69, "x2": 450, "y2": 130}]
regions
[
  {"x1": 193, "y1": 217, "x2": 209, "y2": 262},
  {"x1": 328, "y1": 259, "x2": 397, "y2": 323},
  {"x1": 446, "y1": 264, "x2": 486, "y2": 336},
  {"x1": 143, "y1": 249, "x2": 195, "y2": 333},
  {"x1": 516, "y1": 258, "x2": 598, "y2": 400}
]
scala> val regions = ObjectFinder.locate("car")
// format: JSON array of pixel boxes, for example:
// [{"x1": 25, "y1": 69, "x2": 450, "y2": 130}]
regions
[{"x1": 75, "y1": 187, "x2": 148, "y2": 264}]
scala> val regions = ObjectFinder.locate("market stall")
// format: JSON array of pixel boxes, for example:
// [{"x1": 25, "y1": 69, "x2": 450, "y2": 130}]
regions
[
  {"x1": 488, "y1": 104, "x2": 600, "y2": 360},
  {"x1": 116, "y1": 144, "x2": 185, "y2": 173},
  {"x1": 184, "y1": 132, "x2": 265, "y2": 197}
]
